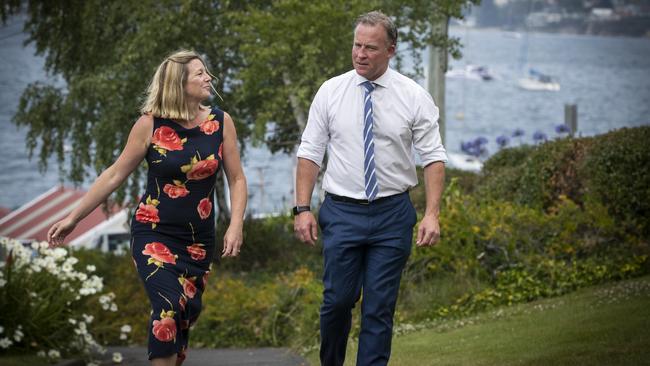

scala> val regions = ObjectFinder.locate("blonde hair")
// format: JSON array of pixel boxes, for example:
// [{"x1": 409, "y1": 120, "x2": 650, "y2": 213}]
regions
[{"x1": 140, "y1": 49, "x2": 218, "y2": 121}]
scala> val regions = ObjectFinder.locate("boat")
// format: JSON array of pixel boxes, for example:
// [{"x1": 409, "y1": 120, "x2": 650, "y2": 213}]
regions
[
  {"x1": 446, "y1": 64, "x2": 494, "y2": 81},
  {"x1": 517, "y1": 68, "x2": 560, "y2": 91},
  {"x1": 446, "y1": 152, "x2": 483, "y2": 172}
]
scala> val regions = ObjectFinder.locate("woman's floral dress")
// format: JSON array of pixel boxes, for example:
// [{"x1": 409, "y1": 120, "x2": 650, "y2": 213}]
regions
[{"x1": 130, "y1": 107, "x2": 224, "y2": 361}]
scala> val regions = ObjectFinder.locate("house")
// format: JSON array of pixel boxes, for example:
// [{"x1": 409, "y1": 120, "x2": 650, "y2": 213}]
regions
[{"x1": 0, "y1": 186, "x2": 130, "y2": 252}]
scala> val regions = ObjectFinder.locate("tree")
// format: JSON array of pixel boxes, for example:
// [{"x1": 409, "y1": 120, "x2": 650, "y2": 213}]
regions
[
  {"x1": 9, "y1": 0, "x2": 247, "y2": 223},
  {"x1": 232, "y1": 0, "x2": 477, "y2": 152},
  {"x1": 4, "y1": 0, "x2": 477, "y2": 214}
]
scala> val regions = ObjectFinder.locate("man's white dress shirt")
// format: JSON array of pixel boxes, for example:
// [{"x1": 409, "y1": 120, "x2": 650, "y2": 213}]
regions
[{"x1": 297, "y1": 67, "x2": 447, "y2": 200}]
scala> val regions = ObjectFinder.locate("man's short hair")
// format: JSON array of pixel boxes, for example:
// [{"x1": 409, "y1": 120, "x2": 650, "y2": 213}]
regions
[{"x1": 355, "y1": 11, "x2": 398, "y2": 46}]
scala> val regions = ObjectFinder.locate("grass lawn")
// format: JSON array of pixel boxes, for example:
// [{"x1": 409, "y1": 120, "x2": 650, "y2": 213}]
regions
[{"x1": 306, "y1": 275, "x2": 650, "y2": 365}]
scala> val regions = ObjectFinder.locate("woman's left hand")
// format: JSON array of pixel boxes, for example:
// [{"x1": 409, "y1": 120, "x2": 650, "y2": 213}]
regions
[{"x1": 222, "y1": 225, "x2": 243, "y2": 257}]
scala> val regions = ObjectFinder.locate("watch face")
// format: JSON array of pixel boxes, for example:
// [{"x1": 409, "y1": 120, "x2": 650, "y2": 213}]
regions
[{"x1": 293, "y1": 206, "x2": 310, "y2": 216}]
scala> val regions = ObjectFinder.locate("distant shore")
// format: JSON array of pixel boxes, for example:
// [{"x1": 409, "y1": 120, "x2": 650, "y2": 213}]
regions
[{"x1": 452, "y1": 16, "x2": 650, "y2": 39}]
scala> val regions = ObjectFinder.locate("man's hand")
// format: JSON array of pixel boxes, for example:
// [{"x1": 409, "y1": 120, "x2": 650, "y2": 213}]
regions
[
  {"x1": 294, "y1": 212, "x2": 318, "y2": 246},
  {"x1": 415, "y1": 214, "x2": 440, "y2": 247}
]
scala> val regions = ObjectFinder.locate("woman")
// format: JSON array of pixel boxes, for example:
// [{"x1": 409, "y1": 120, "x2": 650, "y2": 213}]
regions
[{"x1": 47, "y1": 49, "x2": 247, "y2": 366}]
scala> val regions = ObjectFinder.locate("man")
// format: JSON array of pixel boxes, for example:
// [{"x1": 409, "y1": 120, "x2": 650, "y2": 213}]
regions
[{"x1": 293, "y1": 10, "x2": 447, "y2": 366}]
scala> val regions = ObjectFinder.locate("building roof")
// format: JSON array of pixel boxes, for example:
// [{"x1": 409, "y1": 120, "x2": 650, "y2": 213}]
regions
[
  {"x1": 0, "y1": 206, "x2": 10, "y2": 219},
  {"x1": 0, "y1": 186, "x2": 123, "y2": 244}
]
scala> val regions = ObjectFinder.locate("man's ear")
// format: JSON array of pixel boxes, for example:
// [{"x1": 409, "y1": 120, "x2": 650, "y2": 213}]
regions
[{"x1": 387, "y1": 43, "x2": 396, "y2": 57}]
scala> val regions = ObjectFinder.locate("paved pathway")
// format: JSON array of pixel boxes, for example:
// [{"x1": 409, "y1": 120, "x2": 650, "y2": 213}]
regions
[{"x1": 57, "y1": 346, "x2": 309, "y2": 366}]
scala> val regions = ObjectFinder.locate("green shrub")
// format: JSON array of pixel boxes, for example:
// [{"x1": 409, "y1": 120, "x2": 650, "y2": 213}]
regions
[
  {"x1": 439, "y1": 252, "x2": 649, "y2": 318},
  {"x1": 582, "y1": 127, "x2": 650, "y2": 235},
  {"x1": 411, "y1": 167, "x2": 480, "y2": 213},
  {"x1": 216, "y1": 214, "x2": 321, "y2": 273},
  {"x1": 475, "y1": 126, "x2": 650, "y2": 236},
  {"x1": 399, "y1": 180, "x2": 650, "y2": 320},
  {"x1": 191, "y1": 267, "x2": 321, "y2": 349},
  {"x1": 478, "y1": 138, "x2": 589, "y2": 209}
]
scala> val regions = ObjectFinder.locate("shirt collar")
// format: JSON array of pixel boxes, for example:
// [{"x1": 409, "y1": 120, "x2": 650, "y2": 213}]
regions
[{"x1": 355, "y1": 67, "x2": 392, "y2": 89}]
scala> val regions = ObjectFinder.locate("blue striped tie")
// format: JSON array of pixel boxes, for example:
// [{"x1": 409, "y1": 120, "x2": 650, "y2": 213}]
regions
[{"x1": 362, "y1": 81, "x2": 378, "y2": 201}]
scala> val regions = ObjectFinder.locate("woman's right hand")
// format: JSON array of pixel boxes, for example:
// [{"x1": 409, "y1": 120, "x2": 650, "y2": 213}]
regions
[{"x1": 47, "y1": 217, "x2": 78, "y2": 248}]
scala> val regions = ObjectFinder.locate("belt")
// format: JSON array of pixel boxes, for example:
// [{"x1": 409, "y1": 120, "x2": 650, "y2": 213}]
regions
[{"x1": 326, "y1": 192, "x2": 406, "y2": 205}]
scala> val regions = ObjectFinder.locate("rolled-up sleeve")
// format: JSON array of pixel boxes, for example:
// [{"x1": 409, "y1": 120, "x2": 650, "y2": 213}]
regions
[
  {"x1": 412, "y1": 90, "x2": 447, "y2": 166},
  {"x1": 297, "y1": 82, "x2": 330, "y2": 167}
]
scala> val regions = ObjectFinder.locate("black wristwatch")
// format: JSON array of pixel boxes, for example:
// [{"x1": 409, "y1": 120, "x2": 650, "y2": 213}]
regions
[{"x1": 292, "y1": 205, "x2": 311, "y2": 216}]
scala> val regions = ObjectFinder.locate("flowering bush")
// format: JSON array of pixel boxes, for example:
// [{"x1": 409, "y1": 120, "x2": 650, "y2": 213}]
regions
[{"x1": 0, "y1": 238, "x2": 128, "y2": 363}]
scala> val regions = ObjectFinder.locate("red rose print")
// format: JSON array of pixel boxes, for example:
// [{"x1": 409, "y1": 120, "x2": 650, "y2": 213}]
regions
[
  {"x1": 142, "y1": 242, "x2": 177, "y2": 266},
  {"x1": 179, "y1": 276, "x2": 197, "y2": 299},
  {"x1": 179, "y1": 295, "x2": 187, "y2": 312},
  {"x1": 152, "y1": 126, "x2": 185, "y2": 154},
  {"x1": 187, "y1": 159, "x2": 218, "y2": 180},
  {"x1": 197, "y1": 198, "x2": 212, "y2": 219},
  {"x1": 163, "y1": 181, "x2": 189, "y2": 199},
  {"x1": 199, "y1": 119, "x2": 220, "y2": 135},
  {"x1": 187, "y1": 243, "x2": 206, "y2": 261},
  {"x1": 135, "y1": 202, "x2": 160, "y2": 225},
  {"x1": 152, "y1": 316, "x2": 176, "y2": 342},
  {"x1": 218, "y1": 143, "x2": 223, "y2": 160}
]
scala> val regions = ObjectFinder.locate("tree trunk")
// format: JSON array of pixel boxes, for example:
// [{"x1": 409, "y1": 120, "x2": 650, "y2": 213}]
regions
[{"x1": 283, "y1": 72, "x2": 307, "y2": 131}]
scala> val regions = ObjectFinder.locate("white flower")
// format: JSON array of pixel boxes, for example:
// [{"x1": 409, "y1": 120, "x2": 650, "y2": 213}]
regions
[
  {"x1": 0, "y1": 337, "x2": 12, "y2": 349},
  {"x1": 120, "y1": 324, "x2": 132, "y2": 333},
  {"x1": 61, "y1": 262, "x2": 73, "y2": 273},
  {"x1": 87, "y1": 362, "x2": 99, "y2": 366},
  {"x1": 13, "y1": 329, "x2": 24, "y2": 342},
  {"x1": 0, "y1": 279, "x2": 5, "y2": 287},
  {"x1": 51, "y1": 247, "x2": 68, "y2": 261},
  {"x1": 29, "y1": 264, "x2": 42, "y2": 273},
  {"x1": 112, "y1": 352, "x2": 123, "y2": 363},
  {"x1": 0, "y1": 326, "x2": 3, "y2": 334},
  {"x1": 82, "y1": 314, "x2": 94, "y2": 323},
  {"x1": 119, "y1": 333, "x2": 127, "y2": 340},
  {"x1": 69, "y1": 318, "x2": 77, "y2": 325},
  {"x1": 82, "y1": 275, "x2": 104, "y2": 294},
  {"x1": 48, "y1": 349, "x2": 61, "y2": 359},
  {"x1": 37, "y1": 350, "x2": 46, "y2": 358},
  {"x1": 110, "y1": 303, "x2": 118, "y2": 312},
  {"x1": 86, "y1": 265, "x2": 96, "y2": 272},
  {"x1": 31, "y1": 242, "x2": 40, "y2": 250}
]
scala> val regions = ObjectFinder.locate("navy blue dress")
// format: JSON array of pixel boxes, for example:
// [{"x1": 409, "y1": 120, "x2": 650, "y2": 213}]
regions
[{"x1": 130, "y1": 107, "x2": 224, "y2": 361}]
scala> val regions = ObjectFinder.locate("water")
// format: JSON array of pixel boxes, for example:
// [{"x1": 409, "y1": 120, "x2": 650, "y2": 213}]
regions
[
  {"x1": 442, "y1": 28, "x2": 650, "y2": 155},
  {"x1": 2, "y1": 19, "x2": 649, "y2": 213}
]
